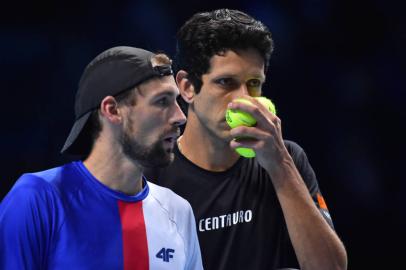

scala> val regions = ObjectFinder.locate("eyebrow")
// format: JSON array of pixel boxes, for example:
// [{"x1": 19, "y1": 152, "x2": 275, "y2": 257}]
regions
[
  {"x1": 152, "y1": 89, "x2": 178, "y2": 99},
  {"x1": 250, "y1": 76, "x2": 266, "y2": 82},
  {"x1": 248, "y1": 73, "x2": 266, "y2": 81},
  {"x1": 212, "y1": 73, "x2": 266, "y2": 82}
]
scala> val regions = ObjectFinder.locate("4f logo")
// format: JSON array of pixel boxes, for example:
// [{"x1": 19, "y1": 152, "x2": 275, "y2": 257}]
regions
[{"x1": 156, "y1": 248, "x2": 175, "y2": 262}]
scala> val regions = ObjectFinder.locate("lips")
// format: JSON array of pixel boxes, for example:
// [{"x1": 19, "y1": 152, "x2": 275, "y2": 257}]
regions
[
  {"x1": 163, "y1": 137, "x2": 176, "y2": 143},
  {"x1": 163, "y1": 129, "x2": 180, "y2": 144}
]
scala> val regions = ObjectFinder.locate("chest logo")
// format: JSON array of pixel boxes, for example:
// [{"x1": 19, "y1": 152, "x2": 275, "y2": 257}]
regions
[
  {"x1": 198, "y1": 209, "x2": 253, "y2": 232},
  {"x1": 156, "y1": 248, "x2": 175, "y2": 262}
]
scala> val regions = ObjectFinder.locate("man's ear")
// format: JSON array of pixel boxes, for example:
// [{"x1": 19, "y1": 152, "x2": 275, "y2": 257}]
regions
[
  {"x1": 176, "y1": 70, "x2": 195, "y2": 104},
  {"x1": 99, "y1": 96, "x2": 122, "y2": 124}
]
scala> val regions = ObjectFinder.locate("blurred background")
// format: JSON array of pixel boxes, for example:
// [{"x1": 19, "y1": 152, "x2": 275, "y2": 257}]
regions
[{"x1": 1, "y1": 0, "x2": 404, "y2": 268}]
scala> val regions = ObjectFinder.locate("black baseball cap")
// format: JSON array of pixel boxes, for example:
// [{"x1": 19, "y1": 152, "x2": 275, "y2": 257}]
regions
[{"x1": 61, "y1": 46, "x2": 173, "y2": 155}]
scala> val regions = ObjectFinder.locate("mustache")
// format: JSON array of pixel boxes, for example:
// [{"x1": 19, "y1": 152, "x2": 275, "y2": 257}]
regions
[{"x1": 160, "y1": 126, "x2": 181, "y2": 139}]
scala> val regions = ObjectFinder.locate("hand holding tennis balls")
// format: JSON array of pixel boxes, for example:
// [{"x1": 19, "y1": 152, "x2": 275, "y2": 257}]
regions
[{"x1": 225, "y1": 97, "x2": 277, "y2": 158}]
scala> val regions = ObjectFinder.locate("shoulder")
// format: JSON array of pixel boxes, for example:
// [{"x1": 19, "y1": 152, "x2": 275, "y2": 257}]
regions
[
  {"x1": 7, "y1": 166, "x2": 63, "y2": 199},
  {"x1": 284, "y1": 140, "x2": 320, "y2": 192},
  {"x1": 0, "y1": 166, "x2": 69, "y2": 234},
  {"x1": 147, "y1": 181, "x2": 193, "y2": 214},
  {"x1": 146, "y1": 182, "x2": 197, "y2": 242},
  {"x1": 284, "y1": 139, "x2": 311, "y2": 166},
  {"x1": 284, "y1": 139, "x2": 305, "y2": 155},
  {"x1": 1, "y1": 162, "x2": 83, "y2": 215},
  {"x1": 146, "y1": 181, "x2": 196, "y2": 230},
  {"x1": 11, "y1": 162, "x2": 80, "y2": 196},
  {"x1": 0, "y1": 166, "x2": 74, "y2": 268}
]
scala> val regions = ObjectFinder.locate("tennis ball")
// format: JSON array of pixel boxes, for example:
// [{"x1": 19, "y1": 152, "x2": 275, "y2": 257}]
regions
[
  {"x1": 235, "y1": 146, "x2": 257, "y2": 158},
  {"x1": 225, "y1": 97, "x2": 277, "y2": 158},
  {"x1": 255, "y1": 96, "x2": 276, "y2": 115},
  {"x1": 225, "y1": 97, "x2": 276, "y2": 128},
  {"x1": 225, "y1": 98, "x2": 257, "y2": 128}
]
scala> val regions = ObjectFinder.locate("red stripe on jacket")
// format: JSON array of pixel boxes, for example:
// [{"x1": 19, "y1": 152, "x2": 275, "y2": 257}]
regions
[{"x1": 118, "y1": 201, "x2": 149, "y2": 270}]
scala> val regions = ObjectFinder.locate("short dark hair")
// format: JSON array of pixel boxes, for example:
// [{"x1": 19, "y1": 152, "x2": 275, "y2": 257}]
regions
[{"x1": 176, "y1": 9, "x2": 274, "y2": 92}]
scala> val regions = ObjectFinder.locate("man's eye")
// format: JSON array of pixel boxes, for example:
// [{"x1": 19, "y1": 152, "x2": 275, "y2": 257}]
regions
[
  {"x1": 247, "y1": 79, "x2": 262, "y2": 96},
  {"x1": 216, "y1": 78, "x2": 237, "y2": 88},
  {"x1": 156, "y1": 97, "x2": 169, "y2": 106},
  {"x1": 247, "y1": 79, "x2": 261, "y2": 88}
]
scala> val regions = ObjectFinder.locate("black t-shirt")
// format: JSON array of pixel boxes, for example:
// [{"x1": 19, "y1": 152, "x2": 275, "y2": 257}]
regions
[{"x1": 145, "y1": 140, "x2": 333, "y2": 270}]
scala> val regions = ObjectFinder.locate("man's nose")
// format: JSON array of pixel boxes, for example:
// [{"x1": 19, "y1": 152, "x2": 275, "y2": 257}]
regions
[
  {"x1": 171, "y1": 101, "x2": 187, "y2": 126},
  {"x1": 231, "y1": 84, "x2": 250, "y2": 100}
]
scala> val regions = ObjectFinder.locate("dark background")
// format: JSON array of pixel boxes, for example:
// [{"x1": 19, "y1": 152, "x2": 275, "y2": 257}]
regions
[{"x1": 1, "y1": 0, "x2": 404, "y2": 268}]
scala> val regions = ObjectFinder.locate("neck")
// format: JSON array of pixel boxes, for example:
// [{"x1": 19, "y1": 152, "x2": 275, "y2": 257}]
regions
[
  {"x1": 179, "y1": 113, "x2": 240, "y2": 172},
  {"x1": 83, "y1": 136, "x2": 143, "y2": 196}
]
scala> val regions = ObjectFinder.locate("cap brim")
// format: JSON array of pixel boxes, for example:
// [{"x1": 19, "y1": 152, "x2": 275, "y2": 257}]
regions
[{"x1": 60, "y1": 112, "x2": 92, "y2": 155}]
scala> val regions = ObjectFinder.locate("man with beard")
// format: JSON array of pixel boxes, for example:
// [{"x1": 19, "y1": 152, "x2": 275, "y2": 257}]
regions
[{"x1": 0, "y1": 46, "x2": 203, "y2": 270}]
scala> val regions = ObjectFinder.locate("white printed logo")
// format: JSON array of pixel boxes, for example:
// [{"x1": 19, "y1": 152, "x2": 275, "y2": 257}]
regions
[{"x1": 198, "y1": 210, "x2": 253, "y2": 232}]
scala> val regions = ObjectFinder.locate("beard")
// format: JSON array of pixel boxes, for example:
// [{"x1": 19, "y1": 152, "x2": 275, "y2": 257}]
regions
[{"x1": 119, "y1": 124, "x2": 176, "y2": 168}]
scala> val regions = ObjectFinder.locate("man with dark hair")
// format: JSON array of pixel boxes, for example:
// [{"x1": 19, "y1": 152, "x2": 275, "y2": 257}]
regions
[
  {"x1": 146, "y1": 9, "x2": 347, "y2": 270},
  {"x1": 0, "y1": 46, "x2": 203, "y2": 269}
]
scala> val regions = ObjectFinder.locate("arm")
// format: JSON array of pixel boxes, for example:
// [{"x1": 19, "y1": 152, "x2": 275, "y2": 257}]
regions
[
  {"x1": 229, "y1": 96, "x2": 347, "y2": 270},
  {"x1": 0, "y1": 175, "x2": 56, "y2": 269},
  {"x1": 268, "y1": 151, "x2": 347, "y2": 270}
]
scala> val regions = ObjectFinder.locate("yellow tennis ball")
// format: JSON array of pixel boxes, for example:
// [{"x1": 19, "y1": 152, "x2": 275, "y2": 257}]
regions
[
  {"x1": 225, "y1": 97, "x2": 276, "y2": 128},
  {"x1": 225, "y1": 98, "x2": 257, "y2": 128},
  {"x1": 235, "y1": 147, "x2": 256, "y2": 158},
  {"x1": 225, "y1": 97, "x2": 277, "y2": 158},
  {"x1": 255, "y1": 96, "x2": 276, "y2": 115}
]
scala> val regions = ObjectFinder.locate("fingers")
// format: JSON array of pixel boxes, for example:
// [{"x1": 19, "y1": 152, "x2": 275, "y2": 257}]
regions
[
  {"x1": 227, "y1": 95, "x2": 283, "y2": 153},
  {"x1": 229, "y1": 136, "x2": 266, "y2": 150},
  {"x1": 227, "y1": 108, "x2": 281, "y2": 139},
  {"x1": 229, "y1": 125, "x2": 271, "y2": 141},
  {"x1": 228, "y1": 95, "x2": 279, "y2": 128}
]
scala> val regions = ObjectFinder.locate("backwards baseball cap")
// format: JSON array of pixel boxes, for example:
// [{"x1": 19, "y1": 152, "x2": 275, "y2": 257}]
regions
[{"x1": 61, "y1": 46, "x2": 173, "y2": 155}]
